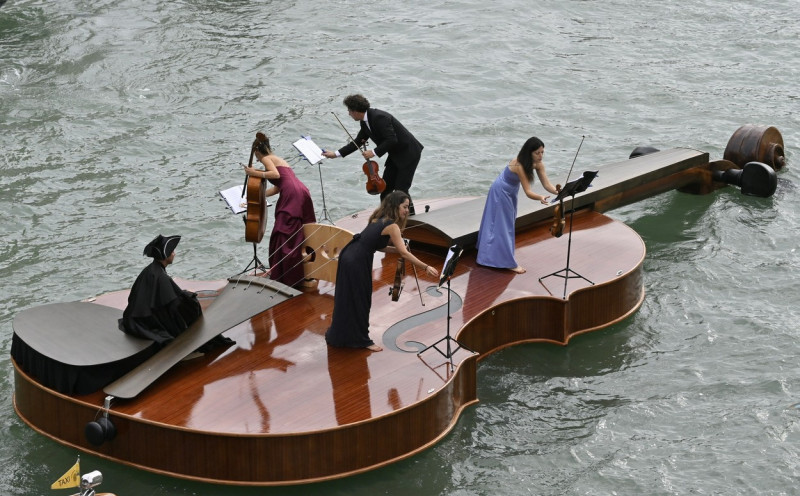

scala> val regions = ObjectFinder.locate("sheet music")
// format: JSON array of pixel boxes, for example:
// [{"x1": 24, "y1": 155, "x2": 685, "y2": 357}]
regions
[
  {"x1": 439, "y1": 244, "x2": 463, "y2": 287},
  {"x1": 219, "y1": 185, "x2": 247, "y2": 214},
  {"x1": 292, "y1": 136, "x2": 325, "y2": 165},
  {"x1": 219, "y1": 184, "x2": 272, "y2": 214}
]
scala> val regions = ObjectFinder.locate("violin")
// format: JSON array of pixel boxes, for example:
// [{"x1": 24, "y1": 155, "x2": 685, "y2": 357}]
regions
[
  {"x1": 550, "y1": 200, "x2": 565, "y2": 238},
  {"x1": 390, "y1": 256, "x2": 405, "y2": 301},
  {"x1": 333, "y1": 112, "x2": 386, "y2": 195},
  {"x1": 389, "y1": 239, "x2": 425, "y2": 305},
  {"x1": 363, "y1": 159, "x2": 387, "y2": 195}
]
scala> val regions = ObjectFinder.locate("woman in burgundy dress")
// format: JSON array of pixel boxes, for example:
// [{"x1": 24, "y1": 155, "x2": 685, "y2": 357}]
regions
[{"x1": 244, "y1": 132, "x2": 316, "y2": 288}]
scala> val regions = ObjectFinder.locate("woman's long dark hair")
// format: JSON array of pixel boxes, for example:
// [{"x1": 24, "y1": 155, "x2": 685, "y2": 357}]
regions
[
  {"x1": 516, "y1": 137, "x2": 544, "y2": 182},
  {"x1": 368, "y1": 191, "x2": 410, "y2": 230},
  {"x1": 248, "y1": 132, "x2": 272, "y2": 166}
]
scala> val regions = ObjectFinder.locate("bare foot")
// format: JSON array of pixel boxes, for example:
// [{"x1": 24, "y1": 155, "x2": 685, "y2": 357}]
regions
[
  {"x1": 366, "y1": 344, "x2": 383, "y2": 352},
  {"x1": 511, "y1": 266, "x2": 526, "y2": 274}
]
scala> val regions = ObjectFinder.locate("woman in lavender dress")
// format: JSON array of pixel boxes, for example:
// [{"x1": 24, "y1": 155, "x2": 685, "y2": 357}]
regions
[{"x1": 476, "y1": 137, "x2": 559, "y2": 274}]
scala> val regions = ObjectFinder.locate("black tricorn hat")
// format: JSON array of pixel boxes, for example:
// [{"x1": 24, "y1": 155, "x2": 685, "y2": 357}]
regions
[{"x1": 143, "y1": 234, "x2": 181, "y2": 260}]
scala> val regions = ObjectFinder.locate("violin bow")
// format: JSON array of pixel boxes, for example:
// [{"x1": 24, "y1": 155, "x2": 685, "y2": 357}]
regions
[
  {"x1": 405, "y1": 238, "x2": 425, "y2": 306},
  {"x1": 332, "y1": 112, "x2": 367, "y2": 153},
  {"x1": 549, "y1": 136, "x2": 586, "y2": 237},
  {"x1": 560, "y1": 135, "x2": 586, "y2": 192},
  {"x1": 403, "y1": 238, "x2": 425, "y2": 307},
  {"x1": 242, "y1": 145, "x2": 256, "y2": 196}
]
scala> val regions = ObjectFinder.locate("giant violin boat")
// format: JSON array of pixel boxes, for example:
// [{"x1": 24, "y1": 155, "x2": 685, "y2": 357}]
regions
[{"x1": 11, "y1": 125, "x2": 785, "y2": 485}]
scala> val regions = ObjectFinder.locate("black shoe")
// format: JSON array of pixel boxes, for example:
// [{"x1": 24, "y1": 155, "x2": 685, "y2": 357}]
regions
[{"x1": 409, "y1": 203, "x2": 416, "y2": 216}]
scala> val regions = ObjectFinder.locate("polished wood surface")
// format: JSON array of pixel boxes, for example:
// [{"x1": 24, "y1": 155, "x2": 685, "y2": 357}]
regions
[
  {"x1": 724, "y1": 124, "x2": 785, "y2": 170},
  {"x1": 103, "y1": 276, "x2": 300, "y2": 399},
  {"x1": 13, "y1": 207, "x2": 643, "y2": 485}
]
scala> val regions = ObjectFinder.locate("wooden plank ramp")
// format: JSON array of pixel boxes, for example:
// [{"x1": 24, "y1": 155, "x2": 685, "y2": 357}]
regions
[
  {"x1": 404, "y1": 147, "x2": 708, "y2": 247},
  {"x1": 103, "y1": 276, "x2": 299, "y2": 399}
]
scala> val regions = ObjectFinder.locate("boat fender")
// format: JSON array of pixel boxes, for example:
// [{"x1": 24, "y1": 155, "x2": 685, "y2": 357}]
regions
[
  {"x1": 85, "y1": 417, "x2": 116, "y2": 446},
  {"x1": 712, "y1": 161, "x2": 777, "y2": 198}
]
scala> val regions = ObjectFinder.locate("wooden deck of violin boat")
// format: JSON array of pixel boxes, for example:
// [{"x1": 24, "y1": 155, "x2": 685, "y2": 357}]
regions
[
  {"x1": 13, "y1": 209, "x2": 644, "y2": 485},
  {"x1": 12, "y1": 128, "x2": 786, "y2": 485}
]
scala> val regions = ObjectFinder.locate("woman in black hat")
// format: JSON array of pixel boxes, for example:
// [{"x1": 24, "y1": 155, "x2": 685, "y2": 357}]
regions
[{"x1": 119, "y1": 235, "x2": 202, "y2": 344}]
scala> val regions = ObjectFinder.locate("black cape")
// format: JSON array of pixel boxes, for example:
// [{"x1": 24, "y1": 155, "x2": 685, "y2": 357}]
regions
[{"x1": 119, "y1": 261, "x2": 202, "y2": 344}]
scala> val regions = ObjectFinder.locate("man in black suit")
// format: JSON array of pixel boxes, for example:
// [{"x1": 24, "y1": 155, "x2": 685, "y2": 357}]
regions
[{"x1": 322, "y1": 94, "x2": 423, "y2": 214}]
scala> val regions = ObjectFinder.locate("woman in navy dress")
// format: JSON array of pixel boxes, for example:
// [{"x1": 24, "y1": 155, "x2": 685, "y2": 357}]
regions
[
  {"x1": 244, "y1": 133, "x2": 316, "y2": 288},
  {"x1": 476, "y1": 137, "x2": 559, "y2": 274},
  {"x1": 325, "y1": 191, "x2": 438, "y2": 351}
]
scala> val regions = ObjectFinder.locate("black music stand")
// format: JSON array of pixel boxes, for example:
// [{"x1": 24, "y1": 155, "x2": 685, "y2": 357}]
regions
[
  {"x1": 314, "y1": 161, "x2": 334, "y2": 225},
  {"x1": 239, "y1": 242, "x2": 268, "y2": 275},
  {"x1": 539, "y1": 171, "x2": 599, "y2": 299},
  {"x1": 293, "y1": 136, "x2": 334, "y2": 225},
  {"x1": 238, "y1": 177, "x2": 269, "y2": 276},
  {"x1": 418, "y1": 245, "x2": 473, "y2": 371}
]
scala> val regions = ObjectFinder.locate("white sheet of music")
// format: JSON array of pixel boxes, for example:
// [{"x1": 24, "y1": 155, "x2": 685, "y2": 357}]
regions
[
  {"x1": 292, "y1": 136, "x2": 325, "y2": 165},
  {"x1": 219, "y1": 184, "x2": 272, "y2": 214},
  {"x1": 219, "y1": 185, "x2": 247, "y2": 214},
  {"x1": 439, "y1": 244, "x2": 463, "y2": 287}
]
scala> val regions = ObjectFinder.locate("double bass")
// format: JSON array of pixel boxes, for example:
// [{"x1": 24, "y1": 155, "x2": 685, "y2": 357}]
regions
[{"x1": 243, "y1": 136, "x2": 268, "y2": 244}]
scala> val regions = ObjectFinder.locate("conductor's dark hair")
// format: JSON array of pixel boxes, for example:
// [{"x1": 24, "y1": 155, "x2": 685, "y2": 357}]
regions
[
  {"x1": 516, "y1": 137, "x2": 545, "y2": 182},
  {"x1": 343, "y1": 94, "x2": 370, "y2": 113}
]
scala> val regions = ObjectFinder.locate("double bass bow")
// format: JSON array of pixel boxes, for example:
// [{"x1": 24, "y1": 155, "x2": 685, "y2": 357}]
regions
[
  {"x1": 550, "y1": 135, "x2": 585, "y2": 238},
  {"x1": 332, "y1": 112, "x2": 387, "y2": 195}
]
